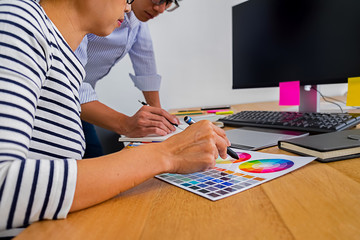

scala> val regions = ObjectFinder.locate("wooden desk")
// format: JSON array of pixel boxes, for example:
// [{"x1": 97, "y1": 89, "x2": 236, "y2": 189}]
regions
[{"x1": 15, "y1": 101, "x2": 360, "y2": 240}]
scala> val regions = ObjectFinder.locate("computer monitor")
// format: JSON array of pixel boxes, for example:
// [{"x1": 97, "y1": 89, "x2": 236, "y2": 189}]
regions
[{"x1": 232, "y1": 0, "x2": 360, "y2": 112}]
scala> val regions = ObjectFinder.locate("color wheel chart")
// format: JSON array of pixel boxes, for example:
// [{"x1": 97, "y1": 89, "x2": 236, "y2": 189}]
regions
[
  {"x1": 239, "y1": 159, "x2": 294, "y2": 173},
  {"x1": 156, "y1": 149, "x2": 315, "y2": 201}
]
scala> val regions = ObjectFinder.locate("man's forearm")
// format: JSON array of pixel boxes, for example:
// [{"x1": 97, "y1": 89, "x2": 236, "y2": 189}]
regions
[
  {"x1": 80, "y1": 100, "x2": 128, "y2": 134},
  {"x1": 143, "y1": 91, "x2": 161, "y2": 108}
]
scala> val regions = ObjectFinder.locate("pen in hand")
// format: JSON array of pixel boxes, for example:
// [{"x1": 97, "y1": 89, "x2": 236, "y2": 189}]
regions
[
  {"x1": 138, "y1": 99, "x2": 180, "y2": 128},
  {"x1": 184, "y1": 116, "x2": 239, "y2": 160},
  {"x1": 138, "y1": 100, "x2": 148, "y2": 106}
]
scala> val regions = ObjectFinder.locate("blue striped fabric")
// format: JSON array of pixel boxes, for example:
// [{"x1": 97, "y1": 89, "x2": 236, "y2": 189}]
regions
[
  {"x1": 75, "y1": 11, "x2": 162, "y2": 104},
  {"x1": 0, "y1": 0, "x2": 84, "y2": 235}
]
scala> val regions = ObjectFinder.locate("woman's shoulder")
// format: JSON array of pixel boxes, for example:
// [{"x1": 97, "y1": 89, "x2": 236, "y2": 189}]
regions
[
  {"x1": 0, "y1": 0, "x2": 44, "y2": 20},
  {"x1": 0, "y1": 0, "x2": 50, "y2": 38}
]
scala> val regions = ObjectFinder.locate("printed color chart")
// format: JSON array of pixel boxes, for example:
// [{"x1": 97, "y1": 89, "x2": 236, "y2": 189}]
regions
[{"x1": 156, "y1": 150, "x2": 315, "y2": 201}]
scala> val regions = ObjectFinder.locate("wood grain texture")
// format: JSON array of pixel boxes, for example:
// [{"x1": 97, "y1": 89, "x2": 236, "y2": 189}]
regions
[{"x1": 15, "y1": 100, "x2": 360, "y2": 240}]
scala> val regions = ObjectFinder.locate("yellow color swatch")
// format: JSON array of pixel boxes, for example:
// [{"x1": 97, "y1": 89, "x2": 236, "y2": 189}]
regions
[{"x1": 347, "y1": 77, "x2": 360, "y2": 106}]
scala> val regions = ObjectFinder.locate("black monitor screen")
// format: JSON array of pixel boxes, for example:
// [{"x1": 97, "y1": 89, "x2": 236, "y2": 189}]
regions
[{"x1": 232, "y1": 0, "x2": 360, "y2": 89}]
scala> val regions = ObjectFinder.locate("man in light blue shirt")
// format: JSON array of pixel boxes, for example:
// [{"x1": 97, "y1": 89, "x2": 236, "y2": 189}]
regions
[{"x1": 75, "y1": 0, "x2": 181, "y2": 157}]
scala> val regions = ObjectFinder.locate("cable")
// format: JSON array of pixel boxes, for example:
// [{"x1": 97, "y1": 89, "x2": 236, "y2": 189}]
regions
[
  {"x1": 310, "y1": 87, "x2": 360, "y2": 111},
  {"x1": 310, "y1": 86, "x2": 344, "y2": 113}
]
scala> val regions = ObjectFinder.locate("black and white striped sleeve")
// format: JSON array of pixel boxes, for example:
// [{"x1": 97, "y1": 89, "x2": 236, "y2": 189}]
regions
[{"x1": 0, "y1": 0, "x2": 77, "y2": 232}]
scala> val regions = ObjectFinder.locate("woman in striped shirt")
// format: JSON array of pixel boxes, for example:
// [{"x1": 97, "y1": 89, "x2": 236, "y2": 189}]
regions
[{"x1": 0, "y1": 0, "x2": 230, "y2": 237}]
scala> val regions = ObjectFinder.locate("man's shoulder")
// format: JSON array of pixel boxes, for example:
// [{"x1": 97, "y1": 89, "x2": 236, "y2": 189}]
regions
[{"x1": 125, "y1": 11, "x2": 143, "y2": 28}]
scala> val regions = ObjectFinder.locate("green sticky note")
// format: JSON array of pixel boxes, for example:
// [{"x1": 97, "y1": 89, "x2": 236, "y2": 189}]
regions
[{"x1": 347, "y1": 77, "x2": 360, "y2": 106}]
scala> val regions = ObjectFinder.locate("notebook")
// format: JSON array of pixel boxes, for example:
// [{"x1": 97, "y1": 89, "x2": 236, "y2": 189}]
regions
[
  {"x1": 278, "y1": 128, "x2": 360, "y2": 162},
  {"x1": 118, "y1": 124, "x2": 188, "y2": 142}
]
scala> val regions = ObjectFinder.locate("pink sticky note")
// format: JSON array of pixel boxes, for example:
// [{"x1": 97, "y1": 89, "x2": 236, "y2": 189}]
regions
[
  {"x1": 207, "y1": 109, "x2": 229, "y2": 113},
  {"x1": 279, "y1": 81, "x2": 300, "y2": 106}
]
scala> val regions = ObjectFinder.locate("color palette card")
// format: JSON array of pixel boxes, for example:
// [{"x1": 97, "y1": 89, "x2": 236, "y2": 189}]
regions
[{"x1": 156, "y1": 150, "x2": 315, "y2": 201}]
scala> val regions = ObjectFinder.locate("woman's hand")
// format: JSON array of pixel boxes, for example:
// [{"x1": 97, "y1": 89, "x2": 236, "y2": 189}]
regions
[{"x1": 161, "y1": 120, "x2": 230, "y2": 174}]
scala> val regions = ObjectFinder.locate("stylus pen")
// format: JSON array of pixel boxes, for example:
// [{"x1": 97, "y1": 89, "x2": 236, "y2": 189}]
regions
[
  {"x1": 184, "y1": 116, "x2": 239, "y2": 160},
  {"x1": 138, "y1": 100, "x2": 179, "y2": 128}
]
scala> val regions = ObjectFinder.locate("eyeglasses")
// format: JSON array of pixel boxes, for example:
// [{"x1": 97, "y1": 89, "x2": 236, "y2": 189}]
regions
[
  {"x1": 127, "y1": 0, "x2": 135, "y2": 4},
  {"x1": 151, "y1": 0, "x2": 180, "y2": 12}
]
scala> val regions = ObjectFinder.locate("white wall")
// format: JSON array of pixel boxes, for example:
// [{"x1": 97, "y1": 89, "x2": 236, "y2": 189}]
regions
[{"x1": 95, "y1": 0, "x2": 348, "y2": 116}]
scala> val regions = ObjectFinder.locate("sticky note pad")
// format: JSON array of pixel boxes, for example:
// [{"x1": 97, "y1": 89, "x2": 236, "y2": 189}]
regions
[
  {"x1": 215, "y1": 111, "x2": 234, "y2": 115},
  {"x1": 279, "y1": 81, "x2": 300, "y2": 106},
  {"x1": 347, "y1": 77, "x2": 360, "y2": 106}
]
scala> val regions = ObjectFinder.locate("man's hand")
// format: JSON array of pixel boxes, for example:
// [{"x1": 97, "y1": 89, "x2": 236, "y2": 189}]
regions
[{"x1": 122, "y1": 105, "x2": 180, "y2": 137}]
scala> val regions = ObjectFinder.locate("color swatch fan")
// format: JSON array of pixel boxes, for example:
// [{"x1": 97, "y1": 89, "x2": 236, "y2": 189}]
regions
[{"x1": 156, "y1": 150, "x2": 315, "y2": 201}]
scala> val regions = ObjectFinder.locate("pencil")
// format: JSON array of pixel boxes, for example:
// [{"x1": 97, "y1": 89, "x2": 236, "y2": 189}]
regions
[{"x1": 138, "y1": 100, "x2": 179, "y2": 127}]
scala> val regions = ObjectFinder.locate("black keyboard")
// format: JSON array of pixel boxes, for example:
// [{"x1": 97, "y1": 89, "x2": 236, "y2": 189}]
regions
[{"x1": 219, "y1": 111, "x2": 360, "y2": 133}]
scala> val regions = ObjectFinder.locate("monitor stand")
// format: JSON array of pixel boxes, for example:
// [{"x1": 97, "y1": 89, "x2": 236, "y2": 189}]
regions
[{"x1": 299, "y1": 85, "x2": 320, "y2": 112}]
